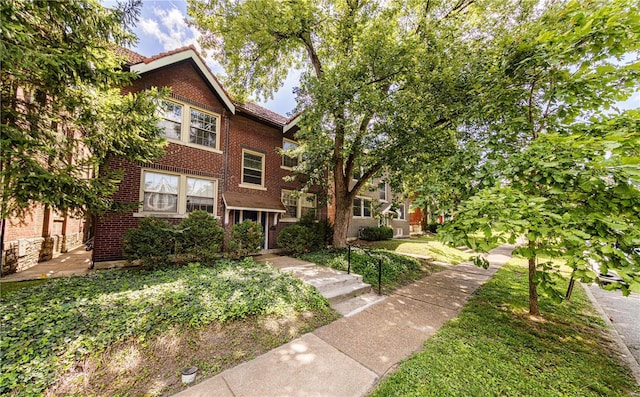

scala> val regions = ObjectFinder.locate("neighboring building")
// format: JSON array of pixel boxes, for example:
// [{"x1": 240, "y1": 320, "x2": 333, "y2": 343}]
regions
[
  {"x1": 1, "y1": 208, "x2": 86, "y2": 275},
  {"x1": 1, "y1": 87, "x2": 88, "y2": 276},
  {"x1": 339, "y1": 178, "x2": 411, "y2": 240}
]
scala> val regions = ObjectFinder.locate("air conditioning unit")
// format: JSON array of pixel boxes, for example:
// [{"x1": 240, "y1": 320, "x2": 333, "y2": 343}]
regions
[{"x1": 396, "y1": 228, "x2": 403, "y2": 237}]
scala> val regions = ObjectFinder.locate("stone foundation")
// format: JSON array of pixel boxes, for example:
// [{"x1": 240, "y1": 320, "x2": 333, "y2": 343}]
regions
[{"x1": 1, "y1": 232, "x2": 85, "y2": 276}]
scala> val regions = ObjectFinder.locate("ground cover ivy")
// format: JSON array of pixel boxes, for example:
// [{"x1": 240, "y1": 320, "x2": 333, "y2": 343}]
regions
[
  {"x1": 299, "y1": 248, "x2": 429, "y2": 292},
  {"x1": 0, "y1": 259, "x2": 331, "y2": 395}
]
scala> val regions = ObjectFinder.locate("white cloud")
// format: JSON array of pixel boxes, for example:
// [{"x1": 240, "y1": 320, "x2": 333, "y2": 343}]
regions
[{"x1": 139, "y1": 7, "x2": 199, "y2": 51}]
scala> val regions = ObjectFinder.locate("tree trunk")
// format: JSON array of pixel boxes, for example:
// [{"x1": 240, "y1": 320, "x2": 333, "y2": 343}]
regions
[
  {"x1": 332, "y1": 173, "x2": 352, "y2": 248},
  {"x1": 528, "y1": 256, "x2": 540, "y2": 316},
  {"x1": 333, "y1": 199, "x2": 351, "y2": 248}
]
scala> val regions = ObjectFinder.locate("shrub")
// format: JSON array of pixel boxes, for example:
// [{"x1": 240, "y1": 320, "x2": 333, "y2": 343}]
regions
[
  {"x1": 122, "y1": 217, "x2": 174, "y2": 267},
  {"x1": 176, "y1": 210, "x2": 224, "y2": 262},
  {"x1": 277, "y1": 224, "x2": 318, "y2": 254},
  {"x1": 427, "y1": 223, "x2": 440, "y2": 233},
  {"x1": 226, "y1": 220, "x2": 264, "y2": 258},
  {"x1": 360, "y1": 226, "x2": 394, "y2": 241}
]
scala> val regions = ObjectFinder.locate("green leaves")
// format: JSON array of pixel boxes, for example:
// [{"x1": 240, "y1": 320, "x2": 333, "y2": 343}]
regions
[
  {"x1": 1, "y1": 0, "x2": 167, "y2": 220},
  {"x1": 0, "y1": 260, "x2": 331, "y2": 395}
]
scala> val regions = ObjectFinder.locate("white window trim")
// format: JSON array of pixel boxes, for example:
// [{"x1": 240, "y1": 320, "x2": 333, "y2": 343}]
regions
[
  {"x1": 239, "y1": 149, "x2": 267, "y2": 190},
  {"x1": 135, "y1": 169, "x2": 218, "y2": 218},
  {"x1": 281, "y1": 138, "x2": 301, "y2": 170},
  {"x1": 281, "y1": 190, "x2": 317, "y2": 222},
  {"x1": 396, "y1": 203, "x2": 406, "y2": 220},
  {"x1": 353, "y1": 196, "x2": 373, "y2": 218},
  {"x1": 161, "y1": 99, "x2": 222, "y2": 153},
  {"x1": 378, "y1": 181, "x2": 388, "y2": 202}
]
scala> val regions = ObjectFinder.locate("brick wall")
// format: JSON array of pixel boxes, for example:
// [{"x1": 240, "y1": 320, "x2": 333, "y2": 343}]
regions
[
  {"x1": 93, "y1": 58, "x2": 320, "y2": 262},
  {"x1": 2, "y1": 206, "x2": 86, "y2": 275}
]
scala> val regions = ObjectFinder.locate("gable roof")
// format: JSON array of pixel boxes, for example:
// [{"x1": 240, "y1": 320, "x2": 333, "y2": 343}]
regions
[
  {"x1": 118, "y1": 46, "x2": 303, "y2": 130},
  {"x1": 234, "y1": 101, "x2": 288, "y2": 126},
  {"x1": 283, "y1": 112, "x2": 303, "y2": 133},
  {"x1": 125, "y1": 45, "x2": 235, "y2": 114}
]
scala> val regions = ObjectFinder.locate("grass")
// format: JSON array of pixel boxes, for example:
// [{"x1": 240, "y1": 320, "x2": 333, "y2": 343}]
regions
[
  {"x1": 0, "y1": 259, "x2": 337, "y2": 396},
  {"x1": 371, "y1": 257, "x2": 639, "y2": 397},
  {"x1": 0, "y1": 278, "x2": 50, "y2": 298},
  {"x1": 298, "y1": 247, "x2": 446, "y2": 293},
  {"x1": 359, "y1": 234, "x2": 474, "y2": 264}
]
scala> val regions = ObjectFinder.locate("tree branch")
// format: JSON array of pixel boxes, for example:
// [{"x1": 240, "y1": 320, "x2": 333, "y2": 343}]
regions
[{"x1": 300, "y1": 31, "x2": 323, "y2": 78}]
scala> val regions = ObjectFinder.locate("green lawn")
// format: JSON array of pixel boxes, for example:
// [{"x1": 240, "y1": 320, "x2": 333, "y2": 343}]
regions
[
  {"x1": 361, "y1": 235, "x2": 474, "y2": 264},
  {"x1": 299, "y1": 247, "x2": 445, "y2": 293},
  {"x1": 371, "y1": 258, "x2": 639, "y2": 397},
  {"x1": 0, "y1": 259, "x2": 337, "y2": 396}
]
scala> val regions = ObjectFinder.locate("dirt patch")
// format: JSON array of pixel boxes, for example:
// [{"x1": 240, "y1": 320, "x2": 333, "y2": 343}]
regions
[{"x1": 47, "y1": 310, "x2": 336, "y2": 396}]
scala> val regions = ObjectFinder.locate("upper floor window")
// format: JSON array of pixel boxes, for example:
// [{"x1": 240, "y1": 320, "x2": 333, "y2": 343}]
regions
[
  {"x1": 140, "y1": 170, "x2": 217, "y2": 216},
  {"x1": 397, "y1": 203, "x2": 406, "y2": 220},
  {"x1": 190, "y1": 109, "x2": 217, "y2": 148},
  {"x1": 158, "y1": 100, "x2": 221, "y2": 151},
  {"x1": 282, "y1": 139, "x2": 299, "y2": 168},
  {"x1": 241, "y1": 149, "x2": 265, "y2": 188},
  {"x1": 159, "y1": 101, "x2": 182, "y2": 140},
  {"x1": 353, "y1": 197, "x2": 372, "y2": 218},
  {"x1": 281, "y1": 190, "x2": 317, "y2": 220},
  {"x1": 378, "y1": 182, "x2": 387, "y2": 201}
]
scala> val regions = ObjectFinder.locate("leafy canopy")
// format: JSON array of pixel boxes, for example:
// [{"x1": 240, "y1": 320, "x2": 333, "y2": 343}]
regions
[
  {"x1": 188, "y1": 0, "x2": 509, "y2": 245},
  {"x1": 438, "y1": 0, "x2": 640, "y2": 309},
  {"x1": 0, "y1": 0, "x2": 167, "y2": 220}
]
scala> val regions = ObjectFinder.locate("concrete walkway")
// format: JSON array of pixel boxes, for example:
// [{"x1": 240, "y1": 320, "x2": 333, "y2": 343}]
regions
[
  {"x1": 174, "y1": 244, "x2": 516, "y2": 397},
  {"x1": 0, "y1": 246, "x2": 92, "y2": 282}
]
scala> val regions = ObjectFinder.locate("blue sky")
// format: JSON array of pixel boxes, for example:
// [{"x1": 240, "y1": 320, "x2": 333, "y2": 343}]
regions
[
  {"x1": 117, "y1": 0, "x2": 299, "y2": 116},
  {"x1": 109, "y1": 1, "x2": 638, "y2": 116}
]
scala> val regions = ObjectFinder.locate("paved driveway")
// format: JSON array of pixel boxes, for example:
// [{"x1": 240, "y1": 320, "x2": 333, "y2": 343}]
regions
[{"x1": 587, "y1": 285, "x2": 640, "y2": 367}]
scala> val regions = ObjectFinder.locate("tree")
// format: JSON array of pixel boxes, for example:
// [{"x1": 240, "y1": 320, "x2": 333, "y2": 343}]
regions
[
  {"x1": 187, "y1": 0, "x2": 496, "y2": 247},
  {"x1": 0, "y1": 0, "x2": 167, "y2": 221},
  {"x1": 439, "y1": 0, "x2": 640, "y2": 315}
]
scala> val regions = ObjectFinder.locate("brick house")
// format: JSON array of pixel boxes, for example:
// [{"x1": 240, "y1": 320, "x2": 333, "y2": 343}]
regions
[
  {"x1": 92, "y1": 46, "x2": 325, "y2": 265},
  {"x1": 90, "y1": 46, "x2": 409, "y2": 266}
]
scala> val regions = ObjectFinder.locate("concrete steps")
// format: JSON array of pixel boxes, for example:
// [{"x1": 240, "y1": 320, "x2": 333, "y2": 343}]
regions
[{"x1": 255, "y1": 255, "x2": 383, "y2": 317}]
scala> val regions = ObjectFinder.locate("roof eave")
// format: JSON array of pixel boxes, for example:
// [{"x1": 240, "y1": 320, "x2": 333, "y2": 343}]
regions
[{"x1": 130, "y1": 49, "x2": 235, "y2": 114}]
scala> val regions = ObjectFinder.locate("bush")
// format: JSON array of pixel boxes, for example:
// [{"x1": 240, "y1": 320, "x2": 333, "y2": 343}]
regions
[
  {"x1": 427, "y1": 223, "x2": 440, "y2": 233},
  {"x1": 122, "y1": 217, "x2": 174, "y2": 267},
  {"x1": 277, "y1": 224, "x2": 318, "y2": 254},
  {"x1": 360, "y1": 226, "x2": 394, "y2": 241},
  {"x1": 176, "y1": 210, "x2": 224, "y2": 262},
  {"x1": 226, "y1": 220, "x2": 264, "y2": 258}
]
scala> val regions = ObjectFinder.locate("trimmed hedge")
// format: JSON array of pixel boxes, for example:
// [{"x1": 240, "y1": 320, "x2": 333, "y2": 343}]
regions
[
  {"x1": 277, "y1": 224, "x2": 318, "y2": 254},
  {"x1": 360, "y1": 226, "x2": 394, "y2": 241}
]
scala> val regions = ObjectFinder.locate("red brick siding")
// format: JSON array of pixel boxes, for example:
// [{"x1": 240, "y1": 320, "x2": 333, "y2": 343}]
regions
[{"x1": 93, "y1": 60, "x2": 315, "y2": 262}]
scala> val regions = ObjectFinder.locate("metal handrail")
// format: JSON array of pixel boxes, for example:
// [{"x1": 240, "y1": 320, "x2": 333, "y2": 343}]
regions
[{"x1": 347, "y1": 244, "x2": 383, "y2": 295}]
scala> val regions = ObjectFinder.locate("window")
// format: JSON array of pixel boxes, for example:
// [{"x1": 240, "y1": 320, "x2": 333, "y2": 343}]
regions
[
  {"x1": 397, "y1": 204, "x2": 406, "y2": 220},
  {"x1": 186, "y1": 177, "x2": 215, "y2": 213},
  {"x1": 378, "y1": 182, "x2": 387, "y2": 201},
  {"x1": 353, "y1": 197, "x2": 372, "y2": 218},
  {"x1": 159, "y1": 101, "x2": 182, "y2": 140},
  {"x1": 140, "y1": 170, "x2": 216, "y2": 216},
  {"x1": 301, "y1": 193, "x2": 316, "y2": 218},
  {"x1": 281, "y1": 190, "x2": 298, "y2": 218},
  {"x1": 281, "y1": 190, "x2": 317, "y2": 220},
  {"x1": 158, "y1": 99, "x2": 220, "y2": 151},
  {"x1": 282, "y1": 139, "x2": 299, "y2": 168},
  {"x1": 242, "y1": 150, "x2": 264, "y2": 187},
  {"x1": 190, "y1": 109, "x2": 217, "y2": 148},
  {"x1": 143, "y1": 172, "x2": 179, "y2": 213}
]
